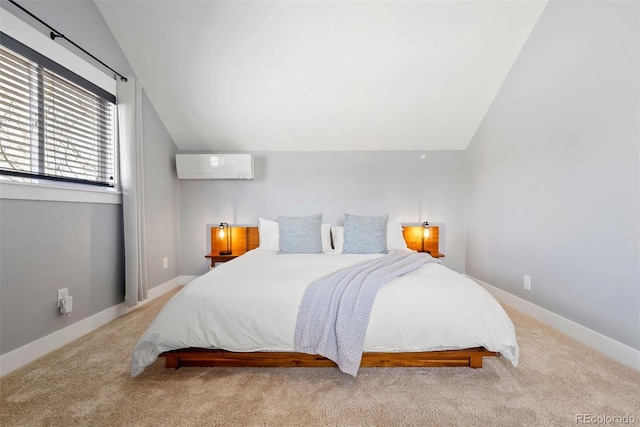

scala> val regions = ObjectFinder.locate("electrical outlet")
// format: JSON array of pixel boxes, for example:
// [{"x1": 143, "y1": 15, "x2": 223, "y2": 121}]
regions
[
  {"x1": 57, "y1": 288, "x2": 68, "y2": 307},
  {"x1": 163, "y1": 257, "x2": 168, "y2": 269},
  {"x1": 60, "y1": 296, "x2": 73, "y2": 314},
  {"x1": 524, "y1": 275, "x2": 531, "y2": 291}
]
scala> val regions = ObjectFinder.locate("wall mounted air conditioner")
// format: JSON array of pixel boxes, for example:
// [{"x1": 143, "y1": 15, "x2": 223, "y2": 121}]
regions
[{"x1": 176, "y1": 154, "x2": 254, "y2": 180}]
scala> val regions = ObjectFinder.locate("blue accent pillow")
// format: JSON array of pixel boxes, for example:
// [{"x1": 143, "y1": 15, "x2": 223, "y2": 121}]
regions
[
  {"x1": 277, "y1": 213, "x2": 323, "y2": 254},
  {"x1": 342, "y1": 213, "x2": 389, "y2": 254}
]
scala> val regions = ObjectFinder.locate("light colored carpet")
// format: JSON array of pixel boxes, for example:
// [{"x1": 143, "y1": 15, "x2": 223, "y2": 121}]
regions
[{"x1": 1, "y1": 288, "x2": 638, "y2": 426}]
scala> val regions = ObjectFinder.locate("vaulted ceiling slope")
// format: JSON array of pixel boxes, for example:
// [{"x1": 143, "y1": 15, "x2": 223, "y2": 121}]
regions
[{"x1": 96, "y1": 0, "x2": 547, "y2": 151}]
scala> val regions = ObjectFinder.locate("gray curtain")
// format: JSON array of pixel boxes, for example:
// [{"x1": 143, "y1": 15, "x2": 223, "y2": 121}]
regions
[{"x1": 117, "y1": 77, "x2": 147, "y2": 306}]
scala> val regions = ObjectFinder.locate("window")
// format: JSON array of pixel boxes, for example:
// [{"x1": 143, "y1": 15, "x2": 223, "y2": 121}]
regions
[{"x1": 0, "y1": 35, "x2": 116, "y2": 188}]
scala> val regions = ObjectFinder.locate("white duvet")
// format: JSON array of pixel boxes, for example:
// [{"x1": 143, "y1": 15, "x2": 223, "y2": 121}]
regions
[{"x1": 131, "y1": 250, "x2": 519, "y2": 376}]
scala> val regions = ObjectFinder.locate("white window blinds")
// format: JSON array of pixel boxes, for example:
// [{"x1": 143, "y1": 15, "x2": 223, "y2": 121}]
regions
[{"x1": 0, "y1": 41, "x2": 116, "y2": 187}]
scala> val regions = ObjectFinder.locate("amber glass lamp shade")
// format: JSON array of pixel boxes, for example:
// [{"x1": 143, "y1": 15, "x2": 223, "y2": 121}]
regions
[{"x1": 218, "y1": 222, "x2": 231, "y2": 255}]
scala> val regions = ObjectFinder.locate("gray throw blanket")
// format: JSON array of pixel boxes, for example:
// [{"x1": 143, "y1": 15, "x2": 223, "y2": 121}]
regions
[{"x1": 294, "y1": 250, "x2": 442, "y2": 376}]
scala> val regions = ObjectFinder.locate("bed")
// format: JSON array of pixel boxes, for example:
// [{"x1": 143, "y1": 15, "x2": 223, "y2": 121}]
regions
[{"x1": 131, "y1": 219, "x2": 519, "y2": 377}]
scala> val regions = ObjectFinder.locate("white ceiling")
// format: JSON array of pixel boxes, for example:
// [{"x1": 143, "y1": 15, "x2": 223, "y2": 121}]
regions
[{"x1": 96, "y1": 0, "x2": 547, "y2": 151}]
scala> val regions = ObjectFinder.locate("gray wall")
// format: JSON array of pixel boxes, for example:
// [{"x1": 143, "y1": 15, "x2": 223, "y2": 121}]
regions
[
  {"x1": 0, "y1": 201, "x2": 124, "y2": 353},
  {"x1": 180, "y1": 150, "x2": 466, "y2": 276},
  {"x1": 142, "y1": 94, "x2": 181, "y2": 286},
  {"x1": 466, "y1": 1, "x2": 639, "y2": 350},
  {"x1": 0, "y1": 0, "x2": 180, "y2": 354}
]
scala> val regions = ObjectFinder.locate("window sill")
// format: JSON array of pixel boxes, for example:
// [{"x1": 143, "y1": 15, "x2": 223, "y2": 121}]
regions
[{"x1": 0, "y1": 180, "x2": 122, "y2": 205}]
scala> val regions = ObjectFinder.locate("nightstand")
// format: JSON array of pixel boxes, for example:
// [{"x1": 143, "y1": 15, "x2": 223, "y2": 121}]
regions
[{"x1": 205, "y1": 251, "x2": 245, "y2": 268}]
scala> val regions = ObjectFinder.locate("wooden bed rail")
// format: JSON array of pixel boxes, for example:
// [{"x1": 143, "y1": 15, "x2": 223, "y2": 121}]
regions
[{"x1": 160, "y1": 348, "x2": 498, "y2": 370}]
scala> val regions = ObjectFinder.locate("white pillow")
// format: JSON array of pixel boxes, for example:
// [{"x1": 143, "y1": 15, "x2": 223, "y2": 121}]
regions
[
  {"x1": 258, "y1": 217, "x2": 279, "y2": 251},
  {"x1": 387, "y1": 217, "x2": 408, "y2": 250},
  {"x1": 321, "y1": 224, "x2": 333, "y2": 253},
  {"x1": 259, "y1": 218, "x2": 332, "y2": 253},
  {"x1": 331, "y1": 226, "x2": 345, "y2": 254},
  {"x1": 332, "y1": 218, "x2": 406, "y2": 253}
]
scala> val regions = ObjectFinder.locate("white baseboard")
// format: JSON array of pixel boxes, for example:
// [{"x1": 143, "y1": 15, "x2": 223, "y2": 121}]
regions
[
  {"x1": 179, "y1": 275, "x2": 199, "y2": 285},
  {"x1": 0, "y1": 303, "x2": 127, "y2": 377},
  {"x1": 467, "y1": 275, "x2": 640, "y2": 371},
  {"x1": 0, "y1": 275, "x2": 186, "y2": 377},
  {"x1": 124, "y1": 276, "x2": 184, "y2": 313}
]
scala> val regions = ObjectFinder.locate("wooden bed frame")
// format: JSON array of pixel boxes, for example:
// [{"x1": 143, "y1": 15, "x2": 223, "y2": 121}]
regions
[
  {"x1": 161, "y1": 348, "x2": 498, "y2": 369},
  {"x1": 160, "y1": 224, "x2": 499, "y2": 371}
]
